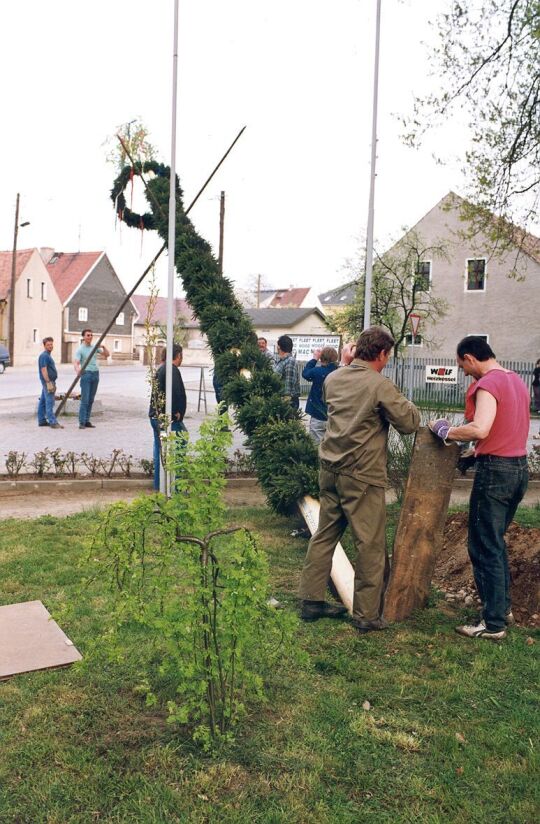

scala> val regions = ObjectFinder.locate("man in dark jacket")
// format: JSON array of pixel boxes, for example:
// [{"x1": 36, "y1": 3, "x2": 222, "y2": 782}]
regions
[
  {"x1": 302, "y1": 346, "x2": 338, "y2": 442},
  {"x1": 149, "y1": 344, "x2": 187, "y2": 491}
]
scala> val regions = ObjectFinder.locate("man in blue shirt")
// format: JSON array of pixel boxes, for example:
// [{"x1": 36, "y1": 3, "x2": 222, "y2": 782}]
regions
[
  {"x1": 37, "y1": 337, "x2": 63, "y2": 428},
  {"x1": 302, "y1": 346, "x2": 339, "y2": 442},
  {"x1": 74, "y1": 328, "x2": 110, "y2": 430}
]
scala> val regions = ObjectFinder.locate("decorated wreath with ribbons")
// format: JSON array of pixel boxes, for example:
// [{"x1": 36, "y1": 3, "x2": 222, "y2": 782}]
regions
[
  {"x1": 111, "y1": 161, "x2": 176, "y2": 231},
  {"x1": 111, "y1": 160, "x2": 319, "y2": 514}
]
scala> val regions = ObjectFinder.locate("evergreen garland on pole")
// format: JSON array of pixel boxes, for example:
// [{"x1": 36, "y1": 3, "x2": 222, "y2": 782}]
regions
[{"x1": 111, "y1": 162, "x2": 319, "y2": 513}]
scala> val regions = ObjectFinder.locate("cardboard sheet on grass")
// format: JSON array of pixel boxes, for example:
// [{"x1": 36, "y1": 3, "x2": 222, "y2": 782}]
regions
[{"x1": 0, "y1": 600, "x2": 81, "y2": 679}]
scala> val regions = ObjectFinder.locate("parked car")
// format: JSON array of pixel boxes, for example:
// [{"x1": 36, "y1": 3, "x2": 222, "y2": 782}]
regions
[{"x1": 0, "y1": 344, "x2": 10, "y2": 373}]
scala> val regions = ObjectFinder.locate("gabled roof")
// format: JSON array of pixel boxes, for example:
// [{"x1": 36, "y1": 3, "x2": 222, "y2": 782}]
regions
[
  {"x1": 131, "y1": 294, "x2": 199, "y2": 328},
  {"x1": 246, "y1": 307, "x2": 326, "y2": 327},
  {"x1": 0, "y1": 249, "x2": 34, "y2": 299},
  {"x1": 270, "y1": 287, "x2": 311, "y2": 307},
  {"x1": 410, "y1": 191, "x2": 540, "y2": 266},
  {"x1": 45, "y1": 251, "x2": 103, "y2": 304},
  {"x1": 318, "y1": 283, "x2": 356, "y2": 305}
]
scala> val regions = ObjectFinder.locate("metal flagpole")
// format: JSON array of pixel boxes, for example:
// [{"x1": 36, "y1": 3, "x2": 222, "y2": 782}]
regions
[
  {"x1": 363, "y1": 0, "x2": 382, "y2": 330},
  {"x1": 163, "y1": 0, "x2": 180, "y2": 495}
]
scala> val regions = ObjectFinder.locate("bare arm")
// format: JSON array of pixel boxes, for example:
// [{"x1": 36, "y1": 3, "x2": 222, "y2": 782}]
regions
[
  {"x1": 41, "y1": 365, "x2": 50, "y2": 382},
  {"x1": 100, "y1": 344, "x2": 110, "y2": 358},
  {"x1": 73, "y1": 358, "x2": 81, "y2": 375},
  {"x1": 446, "y1": 389, "x2": 497, "y2": 441}
]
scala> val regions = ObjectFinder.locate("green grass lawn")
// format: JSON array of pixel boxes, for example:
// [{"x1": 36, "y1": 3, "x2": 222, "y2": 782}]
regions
[{"x1": 0, "y1": 506, "x2": 538, "y2": 823}]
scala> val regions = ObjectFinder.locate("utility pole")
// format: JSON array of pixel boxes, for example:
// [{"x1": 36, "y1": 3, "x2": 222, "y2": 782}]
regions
[
  {"x1": 8, "y1": 194, "x2": 29, "y2": 366},
  {"x1": 8, "y1": 194, "x2": 20, "y2": 366},
  {"x1": 218, "y1": 191, "x2": 225, "y2": 274}
]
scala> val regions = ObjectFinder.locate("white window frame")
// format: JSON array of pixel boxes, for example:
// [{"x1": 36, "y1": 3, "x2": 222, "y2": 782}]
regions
[
  {"x1": 116, "y1": 312, "x2": 125, "y2": 326},
  {"x1": 40, "y1": 281, "x2": 47, "y2": 301},
  {"x1": 26, "y1": 278, "x2": 33, "y2": 298},
  {"x1": 78, "y1": 306, "x2": 88, "y2": 322},
  {"x1": 32, "y1": 328, "x2": 38, "y2": 344},
  {"x1": 405, "y1": 333, "x2": 423, "y2": 347},
  {"x1": 414, "y1": 260, "x2": 432, "y2": 293},
  {"x1": 113, "y1": 339, "x2": 121, "y2": 352},
  {"x1": 465, "y1": 258, "x2": 487, "y2": 293}
]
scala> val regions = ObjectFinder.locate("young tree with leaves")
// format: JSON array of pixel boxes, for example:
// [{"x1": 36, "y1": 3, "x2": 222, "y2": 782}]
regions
[
  {"x1": 405, "y1": 0, "x2": 540, "y2": 260},
  {"x1": 329, "y1": 232, "x2": 449, "y2": 358}
]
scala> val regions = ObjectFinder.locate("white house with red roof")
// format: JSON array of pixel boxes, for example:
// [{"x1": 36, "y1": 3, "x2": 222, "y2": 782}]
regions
[
  {"x1": 0, "y1": 248, "x2": 62, "y2": 365},
  {"x1": 44, "y1": 250, "x2": 137, "y2": 362}
]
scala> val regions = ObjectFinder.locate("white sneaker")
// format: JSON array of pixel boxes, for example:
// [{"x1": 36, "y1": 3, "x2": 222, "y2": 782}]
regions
[{"x1": 455, "y1": 620, "x2": 506, "y2": 641}]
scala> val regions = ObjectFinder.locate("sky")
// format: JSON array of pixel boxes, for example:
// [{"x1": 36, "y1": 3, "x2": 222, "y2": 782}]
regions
[{"x1": 0, "y1": 0, "x2": 476, "y2": 299}]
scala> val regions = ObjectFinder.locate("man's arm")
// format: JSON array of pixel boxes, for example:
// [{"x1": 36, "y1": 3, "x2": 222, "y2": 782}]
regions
[
  {"x1": 379, "y1": 381, "x2": 421, "y2": 435},
  {"x1": 40, "y1": 364, "x2": 50, "y2": 382},
  {"x1": 443, "y1": 390, "x2": 497, "y2": 442},
  {"x1": 73, "y1": 350, "x2": 81, "y2": 375},
  {"x1": 100, "y1": 344, "x2": 110, "y2": 358}
]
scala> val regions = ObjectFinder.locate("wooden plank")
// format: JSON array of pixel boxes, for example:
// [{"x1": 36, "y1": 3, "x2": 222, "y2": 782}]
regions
[
  {"x1": 384, "y1": 427, "x2": 460, "y2": 622},
  {"x1": 0, "y1": 600, "x2": 82, "y2": 679}
]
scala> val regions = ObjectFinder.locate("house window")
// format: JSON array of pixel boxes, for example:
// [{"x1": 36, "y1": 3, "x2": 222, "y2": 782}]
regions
[
  {"x1": 78, "y1": 307, "x2": 88, "y2": 322},
  {"x1": 414, "y1": 261, "x2": 431, "y2": 291},
  {"x1": 32, "y1": 328, "x2": 38, "y2": 344},
  {"x1": 40, "y1": 282, "x2": 47, "y2": 301},
  {"x1": 113, "y1": 339, "x2": 121, "y2": 352},
  {"x1": 405, "y1": 333, "x2": 423, "y2": 347},
  {"x1": 466, "y1": 259, "x2": 486, "y2": 291},
  {"x1": 116, "y1": 312, "x2": 125, "y2": 326},
  {"x1": 26, "y1": 278, "x2": 33, "y2": 298}
]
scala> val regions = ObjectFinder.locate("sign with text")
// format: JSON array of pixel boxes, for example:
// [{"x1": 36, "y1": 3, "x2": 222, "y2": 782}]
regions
[
  {"x1": 290, "y1": 335, "x2": 341, "y2": 360},
  {"x1": 425, "y1": 365, "x2": 458, "y2": 384}
]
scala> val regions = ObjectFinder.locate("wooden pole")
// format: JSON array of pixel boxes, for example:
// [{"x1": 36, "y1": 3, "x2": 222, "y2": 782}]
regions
[{"x1": 384, "y1": 427, "x2": 459, "y2": 621}]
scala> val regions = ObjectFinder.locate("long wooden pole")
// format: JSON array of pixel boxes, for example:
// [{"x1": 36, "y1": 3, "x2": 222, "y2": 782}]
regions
[{"x1": 54, "y1": 126, "x2": 246, "y2": 416}]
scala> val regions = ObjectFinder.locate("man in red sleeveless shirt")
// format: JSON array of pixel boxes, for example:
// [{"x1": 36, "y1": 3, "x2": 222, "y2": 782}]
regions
[{"x1": 430, "y1": 337, "x2": 529, "y2": 641}]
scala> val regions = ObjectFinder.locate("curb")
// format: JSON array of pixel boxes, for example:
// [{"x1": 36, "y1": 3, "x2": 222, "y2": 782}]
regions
[{"x1": 0, "y1": 477, "x2": 260, "y2": 494}]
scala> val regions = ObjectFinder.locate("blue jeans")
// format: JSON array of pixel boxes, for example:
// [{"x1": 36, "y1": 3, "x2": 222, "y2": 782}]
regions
[
  {"x1": 37, "y1": 382, "x2": 58, "y2": 425},
  {"x1": 79, "y1": 371, "x2": 99, "y2": 425},
  {"x1": 468, "y1": 456, "x2": 528, "y2": 631},
  {"x1": 150, "y1": 417, "x2": 188, "y2": 491}
]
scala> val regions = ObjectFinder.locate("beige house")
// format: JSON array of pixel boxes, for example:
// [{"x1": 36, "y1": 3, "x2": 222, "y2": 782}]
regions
[
  {"x1": 392, "y1": 193, "x2": 540, "y2": 360},
  {"x1": 247, "y1": 307, "x2": 330, "y2": 354},
  {"x1": 0, "y1": 248, "x2": 62, "y2": 366}
]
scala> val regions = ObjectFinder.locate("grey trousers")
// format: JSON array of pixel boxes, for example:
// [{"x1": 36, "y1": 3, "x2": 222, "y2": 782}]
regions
[{"x1": 298, "y1": 468, "x2": 389, "y2": 622}]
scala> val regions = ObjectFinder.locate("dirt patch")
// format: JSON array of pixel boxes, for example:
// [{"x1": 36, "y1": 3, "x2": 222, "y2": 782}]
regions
[{"x1": 434, "y1": 512, "x2": 540, "y2": 627}]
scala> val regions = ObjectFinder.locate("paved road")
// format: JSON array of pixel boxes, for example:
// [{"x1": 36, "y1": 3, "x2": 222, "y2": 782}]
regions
[{"x1": 0, "y1": 363, "x2": 248, "y2": 467}]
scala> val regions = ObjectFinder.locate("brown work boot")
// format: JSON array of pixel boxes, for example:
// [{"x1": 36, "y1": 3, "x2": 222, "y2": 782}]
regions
[{"x1": 300, "y1": 600, "x2": 348, "y2": 622}]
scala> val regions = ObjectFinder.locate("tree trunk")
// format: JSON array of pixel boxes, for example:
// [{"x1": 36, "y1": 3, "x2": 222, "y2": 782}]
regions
[{"x1": 385, "y1": 427, "x2": 459, "y2": 621}]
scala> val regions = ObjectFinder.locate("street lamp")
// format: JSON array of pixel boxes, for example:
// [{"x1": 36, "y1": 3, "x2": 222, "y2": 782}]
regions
[{"x1": 8, "y1": 193, "x2": 30, "y2": 366}]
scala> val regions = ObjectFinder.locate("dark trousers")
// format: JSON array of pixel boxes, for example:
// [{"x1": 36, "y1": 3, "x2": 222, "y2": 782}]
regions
[
  {"x1": 150, "y1": 417, "x2": 188, "y2": 491},
  {"x1": 468, "y1": 456, "x2": 528, "y2": 631}
]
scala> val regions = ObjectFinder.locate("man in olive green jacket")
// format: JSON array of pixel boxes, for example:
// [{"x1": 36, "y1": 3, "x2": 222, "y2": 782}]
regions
[{"x1": 299, "y1": 327, "x2": 420, "y2": 633}]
